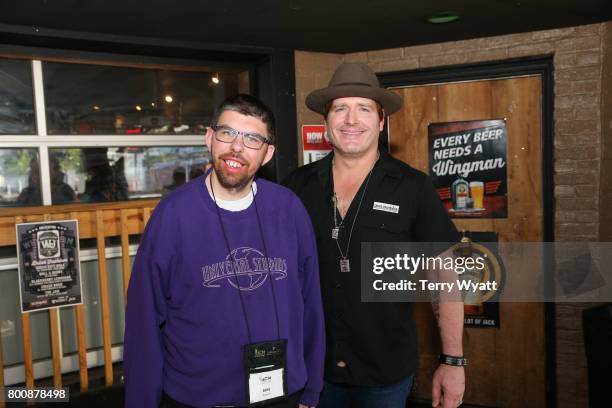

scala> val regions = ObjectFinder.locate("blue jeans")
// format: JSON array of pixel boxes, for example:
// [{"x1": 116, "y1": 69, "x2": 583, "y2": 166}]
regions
[{"x1": 318, "y1": 374, "x2": 414, "y2": 408}]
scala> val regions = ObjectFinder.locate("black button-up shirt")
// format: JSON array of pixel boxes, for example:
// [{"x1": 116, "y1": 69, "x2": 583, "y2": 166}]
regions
[{"x1": 283, "y1": 147, "x2": 459, "y2": 386}]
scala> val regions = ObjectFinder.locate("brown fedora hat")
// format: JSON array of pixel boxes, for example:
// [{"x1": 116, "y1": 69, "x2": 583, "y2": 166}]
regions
[{"x1": 306, "y1": 62, "x2": 402, "y2": 115}]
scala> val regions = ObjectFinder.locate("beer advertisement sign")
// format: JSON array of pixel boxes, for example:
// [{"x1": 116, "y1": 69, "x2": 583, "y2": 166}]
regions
[
  {"x1": 428, "y1": 119, "x2": 508, "y2": 218},
  {"x1": 16, "y1": 220, "x2": 83, "y2": 313},
  {"x1": 459, "y1": 232, "x2": 503, "y2": 329}
]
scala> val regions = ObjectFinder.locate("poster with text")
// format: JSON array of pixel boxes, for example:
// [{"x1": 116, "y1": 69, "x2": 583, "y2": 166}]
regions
[
  {"x1": 461, "y1": 231, "x2": 502, "y2": 329},
  {"x1": 302, "y1": 125, "x2": 332, "y2": 164},
  {"x1": 428, "y1": 119, "x2": 508, "y2": 218},
  {"x1": 16, "y1": 220, "x2": 83, "y2": 313}
]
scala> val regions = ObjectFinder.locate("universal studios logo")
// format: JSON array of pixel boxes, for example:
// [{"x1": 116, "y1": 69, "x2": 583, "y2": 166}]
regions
[
  {"x1": 37, "y1": 230, "x2": 61, "y2": 259},
  {"x1": 202, "y1": 247, "x2": 288, "y2": 291}
]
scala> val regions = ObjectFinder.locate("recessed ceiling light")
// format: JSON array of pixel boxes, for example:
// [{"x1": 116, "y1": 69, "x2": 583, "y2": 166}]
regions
[
  {"x1": 427, "y1": 12, "x2": 460, "y2": 24},
  {"x1": 165, "y1": 95, "x2": 173, "y2": 103},
  {"x1": 211, "y1": 73, "x2": 220, "y2": 85},
  {"x1": 93, "y1": 105, "x2": 100, "y2": 111},
  {"x1": 135, "y1": 105, "x2": 142, "y2": 111}
]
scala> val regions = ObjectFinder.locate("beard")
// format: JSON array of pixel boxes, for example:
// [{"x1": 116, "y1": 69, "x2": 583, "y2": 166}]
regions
[{"x1": 211, "y1": 152, "x2": 253, "y2": 192}]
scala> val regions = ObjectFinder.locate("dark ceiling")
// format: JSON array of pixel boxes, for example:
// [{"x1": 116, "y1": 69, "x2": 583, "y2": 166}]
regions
[{"x1": 0, "y1": 0, "x2": 611, "y2": 53}]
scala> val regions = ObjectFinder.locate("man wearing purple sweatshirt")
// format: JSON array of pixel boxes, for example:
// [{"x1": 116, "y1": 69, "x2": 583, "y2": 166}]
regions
[{"x1": 124, "y1": 94, "x2": 325, "y2": 408}]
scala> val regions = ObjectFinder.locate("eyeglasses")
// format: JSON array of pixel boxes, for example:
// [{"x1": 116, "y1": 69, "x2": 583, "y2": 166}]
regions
[{"x1": 210, "y1": 125, "x2": 271, "y2": 150}]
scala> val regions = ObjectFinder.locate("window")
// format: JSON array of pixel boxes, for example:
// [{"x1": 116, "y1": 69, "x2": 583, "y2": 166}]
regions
[
  {"x1": 0, "y1": 57, "x2": 249, "y2": 206},
  {"x1": 48, "y1": 146, "x2": 209, "y2": 204},
  {"x1": 43, "y1": 63, "x2": 238, "y2": 135},
  {"x1": 0, "y1": 148, "x2": 40, "y2": 206},
  {"x1": 0, "y1": 59, "x2": 35, "y2": 135}
]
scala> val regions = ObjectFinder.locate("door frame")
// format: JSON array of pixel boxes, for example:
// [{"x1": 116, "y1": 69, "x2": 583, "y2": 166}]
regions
[{"x1": 377, "y1": 56, "x2": 556, "y2": 408}]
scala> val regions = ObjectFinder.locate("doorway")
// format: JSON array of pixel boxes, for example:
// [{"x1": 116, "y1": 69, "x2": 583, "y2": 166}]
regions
[{"x1": 379, "y1": 58, "x2": 554, "y2": 407}]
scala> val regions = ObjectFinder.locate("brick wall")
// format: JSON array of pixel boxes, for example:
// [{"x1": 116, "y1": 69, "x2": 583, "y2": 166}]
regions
[
  {"x1": 601, "y1": 22, "x2": 612, "y2": 242},
  {"x1": 294, "y1": 22, "x2": 609, "y2": 407},
  {"x1": 294, "y1": 51, "x2": 343, "y2": 165}
]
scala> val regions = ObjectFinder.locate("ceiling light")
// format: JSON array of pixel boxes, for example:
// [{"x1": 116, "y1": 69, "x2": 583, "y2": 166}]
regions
[
  {"x1": 93, "y1": 105, "x2": 100, "y2": 111},
  {"x1": 211, "y1": 73, "x2": 220, "y2": 85},
  {"x1": 136, "y1": 105, "x2": 142, "y2": 111},
  {"x1": 427, "y1": 12, "x2": 460, "y2": 24},
  {"x1": 164, "y1": 95, "x2": 173, "y2": 103}
]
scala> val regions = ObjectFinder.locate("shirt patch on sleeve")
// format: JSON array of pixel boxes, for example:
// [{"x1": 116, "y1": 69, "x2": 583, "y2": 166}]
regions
[{"x1": 373, "y1": 202, "x2": 400, "y2": 214}]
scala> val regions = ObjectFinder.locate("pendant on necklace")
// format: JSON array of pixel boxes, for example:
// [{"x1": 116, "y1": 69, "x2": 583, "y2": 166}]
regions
[
  {"x1": 332, "y1": 227, "x2": 340, "y2": 240},
  {"x1": 339, "y1": 258, "x2": 350, "y2": 273}
]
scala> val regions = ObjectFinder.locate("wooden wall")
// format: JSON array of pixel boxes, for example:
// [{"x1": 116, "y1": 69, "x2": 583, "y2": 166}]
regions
[
  {"x1": 0, "y1": 200, "x2": 157, "y2": 405},
  {"x1": 389, "y1": 76, "x2": 544, "y2": 407}
]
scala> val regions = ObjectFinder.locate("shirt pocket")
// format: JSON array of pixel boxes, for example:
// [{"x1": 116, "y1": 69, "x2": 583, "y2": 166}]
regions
[{"x1": 359, "y1": 214, "x2": 409, "y2": 242}]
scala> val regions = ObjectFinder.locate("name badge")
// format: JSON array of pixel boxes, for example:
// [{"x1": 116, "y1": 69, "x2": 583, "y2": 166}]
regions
[
  {"x1": 244, "y1": 339, "x2": 288, "y2": 406},
  {"x1": 248, "y1": 368, "x2": 284, "y2": 404},
  {"x1": 373, "y1": 201, "x2": 400, "y2": 214}
]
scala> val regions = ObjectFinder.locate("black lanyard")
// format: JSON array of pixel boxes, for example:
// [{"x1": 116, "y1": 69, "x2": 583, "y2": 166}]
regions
[{"x1": 209, "y1": 175, "x2": 281, "y2": 344}]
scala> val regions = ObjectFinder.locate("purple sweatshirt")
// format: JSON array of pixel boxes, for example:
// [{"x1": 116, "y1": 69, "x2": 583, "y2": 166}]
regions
[{"x1": 124, "y1": 176, "x2": 325, "y2": 407}]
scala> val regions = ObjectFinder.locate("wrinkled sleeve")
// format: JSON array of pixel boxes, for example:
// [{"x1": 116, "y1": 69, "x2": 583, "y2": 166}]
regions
[
  {"x1": 293, "y1": 198, "x2": 326, "y2": 407},
  {"x1": 124, "y1": 208, "x2": 174, "y2": 407}
]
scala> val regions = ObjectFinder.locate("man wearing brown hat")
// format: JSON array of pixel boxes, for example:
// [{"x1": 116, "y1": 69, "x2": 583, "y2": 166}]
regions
[{"x1": 283, "y1": 63, "x2": 465, "y2": 408}]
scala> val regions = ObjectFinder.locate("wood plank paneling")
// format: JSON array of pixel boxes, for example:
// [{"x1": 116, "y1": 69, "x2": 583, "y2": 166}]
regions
[
  {"x1": 14, "y1": 215, "x2": 35, "y2": 391},
  {"x1": 70, "y1": 211, "x2": 89, "y2": 392},
  {"x1": 120, "y1": 209, "x2": 131, "y2": 302},
  {"x1": 389, "y1": 76, "x2": 545, "y2": 407},
  {"x1": 3, "y1": 203, "x2": 155, "y2": 393},
  {"x1": 143, "y1": 207, "x2": 152, "y2": 227},
  {"x1": 20, "y1": 314, "x2": 34, "y2": 389},
  {"x1": 48, "y1": 308, "x2": 62, "y2": 388},
  {"x1": 95, "y1": 211, "x2": 113, "y2": 386},
  {"x1": 389, "y1": 85, "x2": 439, "y2": 171},
  {"x1": 488, "y1": 76, "x2": 544, "y2": 407},
  {"x1": 0, "y1": 199, "x2": 159, "y2": 217},
  {"x1": 0, "y1": 200, "x2": 159, "y2": 246},
  {"x1": 75, "y1": 304, "x2": 88, "y2": 392}
]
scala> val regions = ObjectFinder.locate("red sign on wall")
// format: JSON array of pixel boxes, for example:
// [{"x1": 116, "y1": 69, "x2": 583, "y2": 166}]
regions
[{"x1": 302, "y1": 125, "x2": 332, "y2": 164}]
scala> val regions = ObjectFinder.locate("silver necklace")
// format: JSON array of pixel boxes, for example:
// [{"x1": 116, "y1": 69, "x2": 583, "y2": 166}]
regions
[{"x1": 332, "y1": 159, "x2": 376, "y2": 273}]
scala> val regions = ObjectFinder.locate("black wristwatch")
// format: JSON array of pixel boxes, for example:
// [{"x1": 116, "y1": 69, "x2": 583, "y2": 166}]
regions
[{"x1": 439, "y1": 354, "x2": 468, "y2": 367}]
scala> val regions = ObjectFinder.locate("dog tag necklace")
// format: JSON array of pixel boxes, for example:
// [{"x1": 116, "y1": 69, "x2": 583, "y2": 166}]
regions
[
  {"x1": 332, "y1": 160, "x2": 376, "y2": 273},
  {"x1": 331, "y1": 194, "x2": 343, "y2": 240}
]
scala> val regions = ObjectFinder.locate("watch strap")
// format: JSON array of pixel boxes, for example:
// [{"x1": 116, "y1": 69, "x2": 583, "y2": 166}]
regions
[{"x1": 439, "y1": 353, "x2": 467, "y2": 366}]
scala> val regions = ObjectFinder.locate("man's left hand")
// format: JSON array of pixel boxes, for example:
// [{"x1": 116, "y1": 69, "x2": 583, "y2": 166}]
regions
[{"x1": 431, "y1": 364, "x2": 465, "y2": 407}]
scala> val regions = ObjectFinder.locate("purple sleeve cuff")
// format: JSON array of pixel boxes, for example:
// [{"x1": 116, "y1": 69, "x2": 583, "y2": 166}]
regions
[{"x1": 299, "y1": 388, "x2": 320, "y2": 407}]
